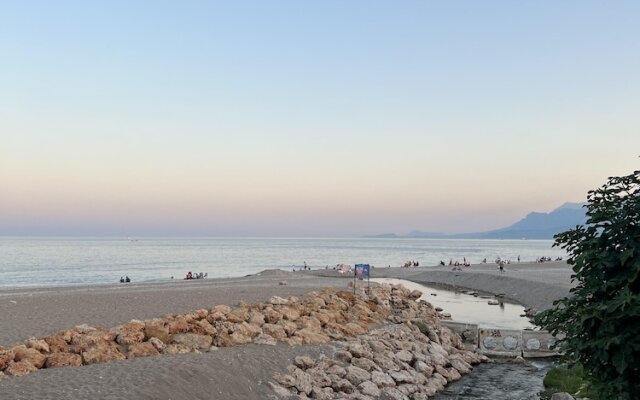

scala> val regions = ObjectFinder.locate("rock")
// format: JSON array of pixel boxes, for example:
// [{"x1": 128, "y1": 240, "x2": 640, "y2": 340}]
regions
[
  {"x1": 213, "y1": 331, "x2": 233, "y2": 347},
  {"x1": 389, "y1": 370, "x2": 415, "y2": 384},
  {"x1": 262, "y1": 324, "x2": 288, "y2": 340},
  {"x1": 164, "y1": 344, "x2": 193, "y2": 354},
  {"x1": 310, "y1": 386, "x2": 335, "y2": 399},
  {"x1": 335, "y1": 350, "x2": 352, "y2": 363},
  {"x1": 351, "y1": 357, "x2": 379, "y2": 372},
  {"x1": 270, "y1": 296, "x2": 289, "y2": 305},
  {"x1": 294, "y1": 328, "x2": 331, "y2": 345},
  {"x1": 269, "y1": 381, "x2": 295, "y2": 398},
  {"x1": 193, "y1": 319, "x2": 217, "y2": 336},
  {"x1": 248, "y1": 311, "x2": 265, "y2": 326},
  {"x1": 43, "y1": 335, "x2": 68, "y2": 353},
  {"x1": 70, "y1": 328, "x2": 117, "y2": 350},
  {"x1": 148, "y1": 337, "x2": 166, "y2": 352},
  {"x1": 25, "y1": 338, "x2": 50, "y2": 354},
  {"x1": 397, "y1": 384, "x2": 419, "y2": 396},
  {"x1": 127, "y1": 342, "x2": 160, "y2": 358},
  {"x1": 253, "y1": 334, "x2": 277, "y2": 346},
  {"x1": 380, "y1": 387, "x2": 410, "y2": 400},
  {"x1": 487, "y1": 300, "x2": 500, "y2": 305},
  {"x1": 414, "y1": 361, "x2": 433, "y2": 377},
  {"x1": 550, "y1": 393, "x2": 575, "y2": 400},
  {"x1": 332, "y1": 378, "x2": 355, "y2": 394},
  {"x1": 358, "y1": 380, "x2": 381, "y2": 397},
  {"x1": 278, "y1": 281, "x2": 288, "y2": 286},
  {"x1": 291, "y1": 367, "x2": 313, "y2": 395},
  {"x1": 115, "y1": 321, "x2": 146, "y2": 345},
  {"x1": 394, "y1": 350, "x2": 414, "y2": 363},
  {"x1": 294, "y1": 356, "x2": 316, "y2": 370},
  {"x1": 278, "y1": 320, "x2": 298, "y2": 336},
  {"x1": 172, "y1": 333, "x2": 213, "y2": 350},
  {"x1": 166, "y1": 318, "x2": 190, "y2": 334},
  {"x1": 4, "y1": 361, "x2": 38, "y2": 377},
  {"x1": 211, "y1": 304, "x2": 232, "y2": 315},
  {"x1": 144, "y1": 320, "x2": 172, "y2": 344},
  {"x1": 233, "y1": 321, "x2": 262, "y2": 338},
  {"x1": 230, "y1": 332, "x2": 253, "y2": 345},
  {"x1": 45, "y1": 352, "x2": 82, "y2": 368},
  {"x1": 278, "y1": 306, "x2": 301, "y2": 321},
  {"x1": 13, "y1": 347, "x2": 46, "y2": 369},
  {"x1": 226, "y1": 308, "x2": 249, "y2": 323},
  {"x1": 408, "y1": 290, "x2": 422, "y2": 300},
  {"x1": 326, "y1": 364, "x2": 347, "y2": 378},
  {"x1": 371, "y1": 371, "x2": 396, "y2": 388},
  {"x1": 264, "y1": 309, "x2": 283, "y2": 324},
  {"x1": 81, "y1": 342, "x2": 126, "y2": 365},
  {"x1": 0, "y1": 349, "x2": 15, "y2": 370},
  {"x1": 345, "y1": 365, "x2": 371, "y2": 386},
  {"x1": 347, "y1": 343, "x2": 371, "y2": 358},
  {"x1": 511, "y1": 356, "x2": 525, "y2": 364}
]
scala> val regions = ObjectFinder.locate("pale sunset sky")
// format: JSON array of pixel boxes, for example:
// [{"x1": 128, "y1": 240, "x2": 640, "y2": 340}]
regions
[{"x1": 1, "y1": 1, "x2": 639, "y2": 236}]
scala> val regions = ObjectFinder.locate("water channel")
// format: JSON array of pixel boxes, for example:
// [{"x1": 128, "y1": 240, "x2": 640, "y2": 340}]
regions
[{"x1": 372, "y1": 278, "x2": 555, "y2": 399}]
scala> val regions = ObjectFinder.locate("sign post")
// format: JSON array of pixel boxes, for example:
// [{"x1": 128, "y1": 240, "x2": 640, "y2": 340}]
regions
[{"x1": 354, "y1": 264, "x2": 370, "y2": 293}]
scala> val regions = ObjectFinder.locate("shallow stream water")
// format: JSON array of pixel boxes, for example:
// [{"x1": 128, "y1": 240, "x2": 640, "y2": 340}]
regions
[{"x1": 373, "y1": 278, "x2": 553, "y2": 399}]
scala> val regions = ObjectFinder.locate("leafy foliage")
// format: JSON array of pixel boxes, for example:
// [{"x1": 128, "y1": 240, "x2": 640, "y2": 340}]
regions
[
  {"x1": 541, "y1": 365, "x2": 597, "y2": 399},
  {"x1": 534, "y1": 170, "x2": 640, "y2": 399}
]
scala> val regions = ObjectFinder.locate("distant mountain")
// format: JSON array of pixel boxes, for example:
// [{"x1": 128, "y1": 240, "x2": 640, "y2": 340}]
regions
[{"x1": 365, "y1": 202, "x2": 587, "y2": 240}]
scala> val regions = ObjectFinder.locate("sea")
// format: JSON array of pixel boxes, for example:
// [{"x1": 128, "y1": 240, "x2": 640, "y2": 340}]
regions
[{"x1": 0, "y1": 237, "x2": 566, "y2": 288}]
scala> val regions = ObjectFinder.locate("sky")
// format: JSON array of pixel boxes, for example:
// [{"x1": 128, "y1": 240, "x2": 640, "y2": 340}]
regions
[{"x1": 1, "y1": 1, "x2": 639, "y2": 237}]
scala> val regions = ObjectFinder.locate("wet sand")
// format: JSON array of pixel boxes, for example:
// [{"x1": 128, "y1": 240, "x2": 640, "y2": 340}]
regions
[{"x1": 0, "y1": 262, "x2": 573, "y2": 399}]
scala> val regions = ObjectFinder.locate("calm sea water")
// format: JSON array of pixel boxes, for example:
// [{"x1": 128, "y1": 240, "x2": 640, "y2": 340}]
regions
[{"x1": 0, "y1": 237, "x2": 565, "y2": 288}]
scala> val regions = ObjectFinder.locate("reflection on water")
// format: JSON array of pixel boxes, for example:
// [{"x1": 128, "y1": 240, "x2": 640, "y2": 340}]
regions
[{"x1": 372, "y1": 278, "x2": 534, "y2": 330}]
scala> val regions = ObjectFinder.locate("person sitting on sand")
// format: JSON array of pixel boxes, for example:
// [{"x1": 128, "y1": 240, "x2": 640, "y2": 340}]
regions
[
  {"x1": 185, "y1": 271, "x2": 193, "y2": 280},
  {"x1": 125, "y1": 276, "x2": 131, "y2": 283},
  {"x1": 119, "y1": 277, "x2": 125, "y2": 283}
]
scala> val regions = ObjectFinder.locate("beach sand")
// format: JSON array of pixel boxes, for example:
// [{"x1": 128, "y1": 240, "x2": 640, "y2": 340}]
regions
[{"x1": 0, "y1": 262, "x2": 573, "y2": 399}]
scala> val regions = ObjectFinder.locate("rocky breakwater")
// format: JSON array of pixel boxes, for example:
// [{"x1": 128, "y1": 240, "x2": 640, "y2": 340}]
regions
[
  {"x1": 0, "y1": 285, "x2": 401, "y2": 378},
  {"x1": 270, "y1": 284, "x2": 487, "y2": 399},
  {"x1": 0, "y1": 284, "x2": 486, "y2": 399}
]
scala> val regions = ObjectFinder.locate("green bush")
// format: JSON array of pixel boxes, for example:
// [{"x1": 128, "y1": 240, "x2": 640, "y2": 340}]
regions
[
  {"x1": 541, "y1": 365, "x2": 597, "y2": 399},
  {"x1": 534, "y1": 170, "x2": 640, "y2": 400}
]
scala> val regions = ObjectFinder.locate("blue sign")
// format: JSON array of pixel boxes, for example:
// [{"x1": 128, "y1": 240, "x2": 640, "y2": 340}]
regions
[{"x1": 354, "y1": 264, "x2": 370, "y2": 277}]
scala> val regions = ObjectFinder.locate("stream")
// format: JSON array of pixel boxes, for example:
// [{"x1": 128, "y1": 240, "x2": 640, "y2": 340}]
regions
[{"x1": 372, "y1": 278, "x2": 555, "y2": 399}]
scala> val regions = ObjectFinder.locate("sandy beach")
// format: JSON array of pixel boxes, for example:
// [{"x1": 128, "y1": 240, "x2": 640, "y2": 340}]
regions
[{"x1": 0, "y1": 262, "x2": 573, "y2": 399}]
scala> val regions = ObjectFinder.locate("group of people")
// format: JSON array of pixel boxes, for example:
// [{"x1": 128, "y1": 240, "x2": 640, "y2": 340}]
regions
[
  {"x1": 184, "y1": 271, "x2": 207, "y2": 280},
  {"x1": 536, "y1": 256, "x2": 562, "y2": 262},
  {"x1": 119, "y1": 276, "x2": 131, "y2": 283},
  {"x1": 401, "y1": 260, "x2": 419, "y2": 268}
]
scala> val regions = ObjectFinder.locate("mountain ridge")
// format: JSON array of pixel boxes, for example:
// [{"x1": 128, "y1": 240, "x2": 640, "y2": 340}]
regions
[{"x1": 366, "y1": 202, "x2": 587, "y2": 240}]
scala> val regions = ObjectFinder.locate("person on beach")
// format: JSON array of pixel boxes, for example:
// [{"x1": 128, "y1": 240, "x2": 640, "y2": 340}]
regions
[
  {"x1": 119, "y1": 277, "x2": 125, "y2": 283},
  {"x1": 498, "y1": 261, "x2": 505, "y2": 273},
  {"x1": 125, "y1": 276, "x2": 131, "y2": 282}
]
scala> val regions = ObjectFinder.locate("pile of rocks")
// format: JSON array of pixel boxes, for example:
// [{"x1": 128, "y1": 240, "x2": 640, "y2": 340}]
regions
[
  {"x1": 0, "y1": 285, "x2": 430, "y2": 379},
  {"x1": 270, "y1": 313, "x2": 487, "y2": 399}
]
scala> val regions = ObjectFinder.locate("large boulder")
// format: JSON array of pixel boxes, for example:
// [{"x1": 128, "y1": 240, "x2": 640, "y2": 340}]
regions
[
  {"x1": 81, "y1": 342, "x2": 126, "y2": 365},
  {"x1": 4, "y1": 361, "x2": 38, "y2": 377},
  {"x1": 345, "y1": 365, "x2": 371, "y2": 386},
  {"x1": 144, "y1": 319, "x2": 171, "y2": 344},
  {"x1": 43, "y1": 335, "x2": 68, "y2": 353},
  {"x1": 45, "y1": 353, "x2": 82, "y2": 368},
  {"x1": 24, "y1": 338, "x2": 50, "y2": 354},
  {"x1": 262, "y1": 323, "x2": 287, "y2": 340},
  {"x1": 171, "y1": 333, "x2": 213, "y2": 350},
  {"x1": 127, "y1": 342, "x2": 160, "y2": 359},
  {"x1": 293, "y1": 328, "x2": 330, "y2": 345},
  {"x1": 13, "y1": 346, "x2": 46, "y2": 369},
  {"x1": 0, "y1": 349, "x2": 14, "y2": 370},
  {"x1": 115, "y1": 321, "x2": 146, "y2": 345}
]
